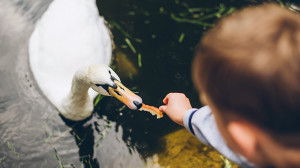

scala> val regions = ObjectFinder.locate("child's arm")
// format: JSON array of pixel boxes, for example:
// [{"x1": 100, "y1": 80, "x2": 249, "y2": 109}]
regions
[
  {"x1": 159, "y1": 93, "x2": 255, "y2": 167},
  {"x1": 159, "y1": 93, "x2": 192, "y2": 126}
]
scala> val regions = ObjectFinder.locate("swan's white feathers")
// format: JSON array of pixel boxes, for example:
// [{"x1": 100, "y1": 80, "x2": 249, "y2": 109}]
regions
[
  {"x1": 29, "y1": 0, "x2": 112, "y2": 111},
  {"x1": 88, "y1": 64, "x2": 121, "y2": 96}
]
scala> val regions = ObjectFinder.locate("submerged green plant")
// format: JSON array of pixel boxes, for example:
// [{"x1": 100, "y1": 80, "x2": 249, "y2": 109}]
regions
[
  {"x1": 7, "y1": 141, "x2": 19, "y2": 157},
  {"x1": 118, "y1": 105, "x2": 126, "y2": 112},
  {"x1": 178, "y1": 33, "x2": 185, "y2": 43},
  {"x1": 54, "y1": 148, "x2": 64, "y2": 168},
  {"x1": 220, "y1": 155, "x2": 233, "y2": 168},
  {"x1": 138, "y1": 53, "x2": 142, "y2": 68},
  {"x1": 94, "y1": 119, "x2": 112, "y2": 147},
  {"x1": 71, "y1": 131, "x2": 82, "y2": 142},
  {"x1": 94, "y1": 94, "x2": 104, "y2": 106},
  {"x1": 109, "y1": 21, "x2": 142, "y2": 43},
  {"x1": 125, "y1": 38, "x2": 136, "y2": 54},
  {"x1": 0, "y1": 156, "x2": 6, "y2": 163},
  {"x1": 171, "y1": 13, "x2": 214, "y2": 27},
  {"x1": 44, "y1": 129, "x2": 53, "y2": 143},
  {"x1": 171, "y1": 3, "x2": 236, "y2": 27},
  {"x1": 80, "y1": 155, "x2": 93, "y2": 168}
]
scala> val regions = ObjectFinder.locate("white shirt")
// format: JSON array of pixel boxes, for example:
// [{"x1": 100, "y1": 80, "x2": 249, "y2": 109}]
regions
[{"x1": 183, "y1": 106, "x2": 257, "y2": 168}]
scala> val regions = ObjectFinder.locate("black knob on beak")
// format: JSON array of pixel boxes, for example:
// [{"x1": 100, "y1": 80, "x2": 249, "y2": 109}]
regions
[{"x1": 133, "y1": 101, "x2": 142, "y2": 109}]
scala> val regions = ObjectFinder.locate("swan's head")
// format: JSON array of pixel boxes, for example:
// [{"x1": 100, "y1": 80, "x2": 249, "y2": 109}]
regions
[{"x1": 88, "y1": 64, "x2": 143, "y2": 110}]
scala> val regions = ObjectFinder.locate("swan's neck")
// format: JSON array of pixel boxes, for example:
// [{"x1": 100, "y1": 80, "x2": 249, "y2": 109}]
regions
[
  {"x1": 59, "y1": 67, "x2": 94, "y2": 121},
  {"x1": 70, "y1": 68, "x2": 90, "y2": 100}
]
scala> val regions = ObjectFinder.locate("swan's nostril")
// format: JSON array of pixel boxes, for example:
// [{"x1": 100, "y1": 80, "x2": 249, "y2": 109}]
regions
[{"x1": 133, "y1": 101, "x2": 142, "y2": 109}]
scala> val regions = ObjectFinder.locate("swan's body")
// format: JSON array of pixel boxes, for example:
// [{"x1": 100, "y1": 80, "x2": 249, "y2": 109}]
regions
[{"x1": 29, "y1": 0, "x2": 142, "y2": 121}]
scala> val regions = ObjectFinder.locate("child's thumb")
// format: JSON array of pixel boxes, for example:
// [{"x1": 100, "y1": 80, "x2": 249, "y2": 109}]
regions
[{"x1": 159, "y1": 105, "x2": 167, "y2": 112}]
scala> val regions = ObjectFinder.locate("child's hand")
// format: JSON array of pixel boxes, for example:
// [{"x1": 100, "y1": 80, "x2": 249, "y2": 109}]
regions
[{"x1": 159, "y1": 93, "x2": 192, "y2": 126}]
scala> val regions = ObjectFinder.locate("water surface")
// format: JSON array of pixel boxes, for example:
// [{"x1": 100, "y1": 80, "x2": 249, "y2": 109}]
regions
[{"x1": 1, "y1": 0, "x2": 298, "y2": 167}]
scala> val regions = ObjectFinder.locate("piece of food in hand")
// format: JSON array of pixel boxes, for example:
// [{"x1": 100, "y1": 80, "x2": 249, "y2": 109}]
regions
[{"x1": 139, "y1": 103, "x2": 163, "y2": 119}]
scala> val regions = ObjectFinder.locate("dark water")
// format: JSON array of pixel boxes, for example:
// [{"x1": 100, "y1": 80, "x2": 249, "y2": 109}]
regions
[{"x1": 0, "y1": 0, "x2": 299, "y2": 167}]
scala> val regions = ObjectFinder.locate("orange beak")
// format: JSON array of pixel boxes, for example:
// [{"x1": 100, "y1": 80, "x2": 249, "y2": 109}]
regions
[{"x1": 108, "y1": 80, "x2": 143, "y2": 110}]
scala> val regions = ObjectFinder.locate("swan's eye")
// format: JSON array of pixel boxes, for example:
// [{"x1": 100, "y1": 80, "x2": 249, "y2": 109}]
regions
[
  {"x1": 95, "y1": 84, "x2": 109, "y2": 93},
  {"x1": 108, "y1": 70, "x2": 111, "y2": 75}
]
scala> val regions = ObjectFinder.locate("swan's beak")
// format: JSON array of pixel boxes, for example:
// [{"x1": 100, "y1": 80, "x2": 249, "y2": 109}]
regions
[{"x1": 108, "y1": 80, "x2": 143, "y2": 110}]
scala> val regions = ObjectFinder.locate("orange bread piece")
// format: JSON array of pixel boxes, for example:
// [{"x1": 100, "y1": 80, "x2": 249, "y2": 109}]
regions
[{"x1": 139, "y1": 103, "x2": 163, "y2": 119}]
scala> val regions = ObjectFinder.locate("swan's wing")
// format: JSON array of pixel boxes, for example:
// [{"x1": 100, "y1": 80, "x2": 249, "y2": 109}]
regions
[{"x1": 29, "y1": 0, "x2": 112, "y2": 108}]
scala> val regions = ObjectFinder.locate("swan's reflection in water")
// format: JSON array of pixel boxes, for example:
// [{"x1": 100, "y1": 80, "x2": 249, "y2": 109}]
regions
[
  {"x1": 60, "y1": 115, "x2": 100, "y2": 168},
  {"x1": 59, "y1": 96, "x2": 150, "y2": 168}
]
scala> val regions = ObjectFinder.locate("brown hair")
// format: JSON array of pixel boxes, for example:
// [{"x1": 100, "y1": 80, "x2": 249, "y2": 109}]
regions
[{"x1": 193, "y1": 3, "x2": 300, "y2": 137}]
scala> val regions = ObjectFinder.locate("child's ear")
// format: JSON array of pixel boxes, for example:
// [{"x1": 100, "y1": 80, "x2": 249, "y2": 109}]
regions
[{"x1": 227, "y1": 120, "x2": 258, "y2": 159}]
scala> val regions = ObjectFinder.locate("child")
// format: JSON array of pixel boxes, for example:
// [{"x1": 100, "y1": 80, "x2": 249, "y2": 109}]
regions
[{"x1": 159, "y1": 3, "x2": 300, "y2": 168}]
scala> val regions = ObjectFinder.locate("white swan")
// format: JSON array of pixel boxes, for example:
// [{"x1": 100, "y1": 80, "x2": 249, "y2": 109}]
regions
[{"x1": 29, "y1": 0, "x2": 142, "y2": 121}]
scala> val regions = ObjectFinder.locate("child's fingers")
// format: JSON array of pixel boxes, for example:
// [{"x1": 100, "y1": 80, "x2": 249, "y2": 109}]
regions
[
  {"x1": 163, "y1": 95, "x2": 169, "y2": 104},
  {"x1": 159, "y1": 105, "x2": 167, "y2": 112},
  {"x1": 163, "y1": 92, "x2": 176, "y2": 104}
]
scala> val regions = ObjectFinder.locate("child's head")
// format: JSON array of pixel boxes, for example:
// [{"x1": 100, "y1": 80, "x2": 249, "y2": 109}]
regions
[{"x1": 193, "y1": 3, "x2": 300, "y2": 167}]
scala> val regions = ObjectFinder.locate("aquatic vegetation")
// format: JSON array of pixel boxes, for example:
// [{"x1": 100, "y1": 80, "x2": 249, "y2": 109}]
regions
[
  {"x1": 53, "y1": 148, "x2": 64, "y2": 168},
  {"x1": 44, "y1": 129, "x2": 53, "y2": 143},
  {"x1": 178, "y1": 33, "x2": 185, "y2": 43},
  {"x1": 221, "y1": 155, "x2": 234, "y2": 168},
  {"x1": 94, "y1": 118, "x2": 112, "y2": 147},
  {"x1": 118, "y1": 105, "x2": 126, "y2": 111},
  {"x1": 7, "y1": 141, "x2": 19, "y2": 157},
  {"x1": 109, "y1": 21, "x2": 142, "y2": 43},
  {"x1": 94, "y1": 94, "x2": 104, "y2": 106},
  {"x1": 125, "y1": 38, "x2": 136, "y2": 54},
  {"x1": 155, "y1": 129, "x2": 240, "y2": 168},
  {"x1": 0, "y1": 156, "x2": 6, "y2": 164},
  {"x1": 138, "y1": 53, "x2": 142, "y2": 68},
  {"x1": 80, "y1": 155, "x2": 93, "y2": 168},
  {"x1": 170, "y1": 3, "x2": 236, "y2": 27}
]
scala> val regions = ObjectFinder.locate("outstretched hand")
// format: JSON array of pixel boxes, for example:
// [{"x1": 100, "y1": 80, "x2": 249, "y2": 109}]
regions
[{"x1": 159, "y1": 93, "x2": 192, "y2": 126}]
